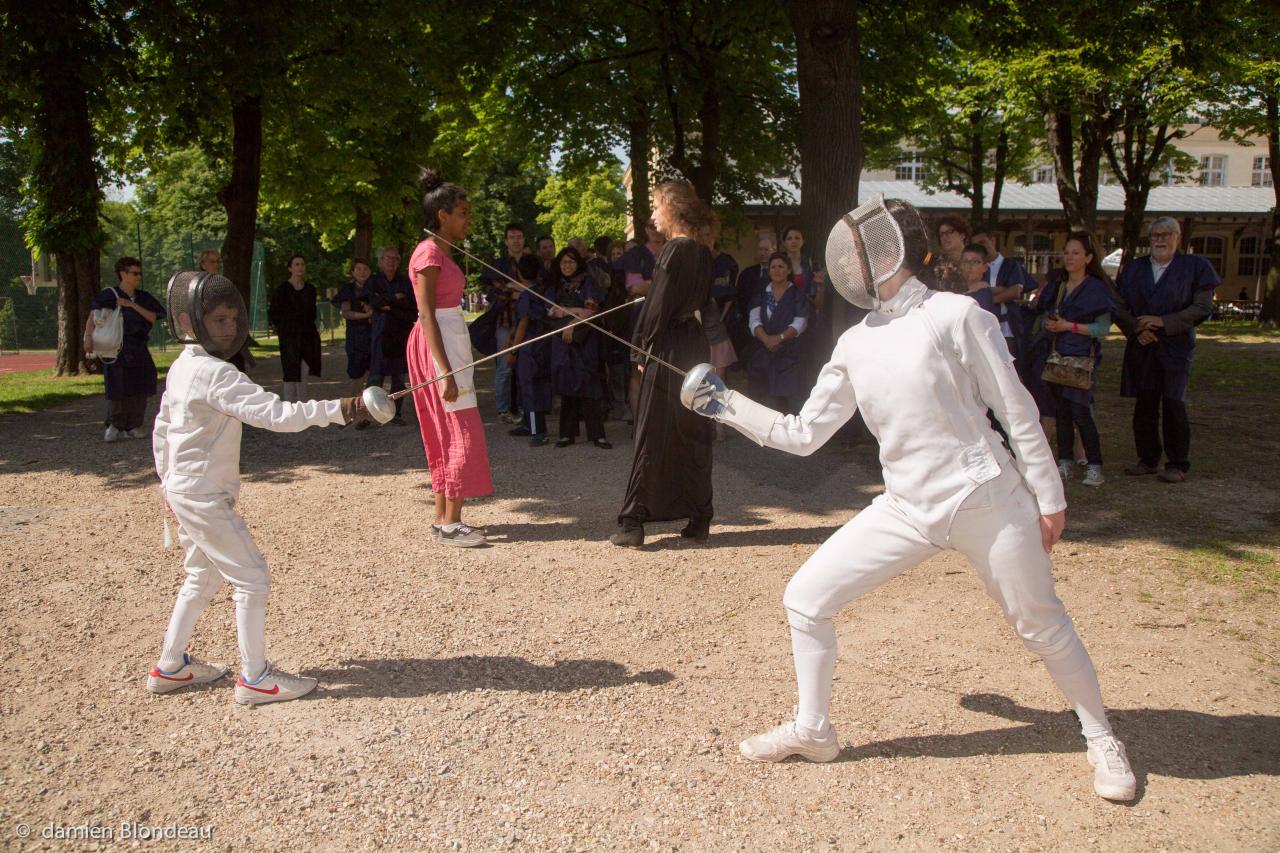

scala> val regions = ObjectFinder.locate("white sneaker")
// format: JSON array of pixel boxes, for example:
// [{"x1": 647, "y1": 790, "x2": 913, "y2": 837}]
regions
[
  {"x1": 438, "y1": 522, "x2": 486, "y2": 548},
  {"x1": 146, "y1": 654, "x2": 228, "y2": 694},
  {"x1": 430, "y1": 524, "x2": 442, "y2": 541},
  {"x1": 1087, "y1": 735, "x2": 1137, "y2": 801},
  {"x1": 127, "y1": 428, "x2": 148, "y2": 439},
  {"x1": 104, "y1": 425, "x2": 124, "y2": 442},
  {"x1": 1082, "y1": 464, "x2": 1105, "y2": 487},
  {"x1": 1058, "y1": 460, "x2": 1072, "y2": 481},
  {"x1": 234, "y1": 662, "x2": 317, "y2": 705},
  {"x1": 740, "y1": 721, "x2": 840, "y2": 763}
]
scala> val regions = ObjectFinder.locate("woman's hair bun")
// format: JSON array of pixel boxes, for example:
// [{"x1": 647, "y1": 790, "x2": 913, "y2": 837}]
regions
[{"x1": 418, "y1": 166, "x2": 444, "y2": 194}]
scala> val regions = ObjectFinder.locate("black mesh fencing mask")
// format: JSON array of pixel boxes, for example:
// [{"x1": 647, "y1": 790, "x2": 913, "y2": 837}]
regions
[{"x1": 166, "y1": 271, "x2": 249, "y2": 360}]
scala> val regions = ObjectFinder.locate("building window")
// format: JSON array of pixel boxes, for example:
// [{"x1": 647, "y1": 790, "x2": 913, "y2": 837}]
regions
[
  {"x1": 895, "y1": 152, "x2": 925, "y2": 182},
  {"x1": 1237, "y1": 235, "x2": 1273, "y2": 278},
  {"x1": 1012, "y1": 232, "x2": 1055, "y2": 275},
  {"x1": 1199, "y1": 155, "x2": 1227, "y2": 187},
  {"x1": 1253, "y1": 156, "x2": 1273, "y2": 187},
  {"x1": 1189, "y1": 235, "x2": 1225, "y2": 277},
  {"x1": 1029, "y1": 164, "x2": 1055, "y2": 184}
]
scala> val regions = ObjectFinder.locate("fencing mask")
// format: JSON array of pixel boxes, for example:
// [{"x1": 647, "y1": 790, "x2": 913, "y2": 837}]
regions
[
  {"x1": 824, "y1": 195, "x2": 925, "y2": 310},
  {"x1": 166, "y1": 271, "x2": 249, "y2": 360}
]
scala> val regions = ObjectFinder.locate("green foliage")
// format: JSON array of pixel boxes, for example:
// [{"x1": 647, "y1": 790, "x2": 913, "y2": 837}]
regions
[
  {"x1": 465, "y1": 156, "x2": 550, "y2": 275},
  {"x1": 535, "y1": 163, "x2": 628, "y2": 247}
]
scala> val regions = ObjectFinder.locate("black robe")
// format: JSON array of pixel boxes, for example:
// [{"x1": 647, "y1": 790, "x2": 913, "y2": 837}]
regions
[
  {"x1": 617, "y1": 237, "x2": 713, "y2": 527},
  {"x1": 268, "y1": 281, "x2": 322, "y2": 381}
]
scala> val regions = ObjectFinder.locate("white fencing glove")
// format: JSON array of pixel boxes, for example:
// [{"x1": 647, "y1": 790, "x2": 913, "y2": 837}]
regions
[{"x1": 679, "y1": 363, "x2": 782, "y2": 446}]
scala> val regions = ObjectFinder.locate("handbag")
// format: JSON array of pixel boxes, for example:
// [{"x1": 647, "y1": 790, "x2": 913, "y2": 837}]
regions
[
  {"x1": 1040, "y1": 281, "x2": 1096, "y2": 390},
  {"x1": 89, "y1": 288, "x2": 125, "y2": 363}
]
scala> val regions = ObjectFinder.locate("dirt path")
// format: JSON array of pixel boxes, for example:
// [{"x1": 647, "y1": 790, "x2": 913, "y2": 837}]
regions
[{"x1": 2, "y1": 340, "x2": 1277, "y2": 850}]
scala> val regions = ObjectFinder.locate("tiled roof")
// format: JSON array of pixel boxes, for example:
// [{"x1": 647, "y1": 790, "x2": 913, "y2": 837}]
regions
[{"x1": 753, "y1": 178, "x2": 1276, "y2": 215}]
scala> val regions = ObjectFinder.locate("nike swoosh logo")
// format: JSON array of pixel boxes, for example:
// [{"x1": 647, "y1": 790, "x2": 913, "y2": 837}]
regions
[
  {"x1": 150, "y1": 670, "x2": 193, "y2": 682},
  {"x1": 239, "y1": 682, "x2": 280, "y2": 695}
]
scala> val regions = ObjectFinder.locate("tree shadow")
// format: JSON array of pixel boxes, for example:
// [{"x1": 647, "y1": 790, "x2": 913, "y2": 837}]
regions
[
  {"x1": 836, "y1": 692, "x2": 1279, "y2": 802},
  {"x1": 302, "y1": 655, "x2": 674, "y2": 700}
]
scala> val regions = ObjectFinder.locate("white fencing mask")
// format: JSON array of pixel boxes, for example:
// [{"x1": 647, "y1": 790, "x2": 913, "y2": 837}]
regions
[
  {"x1": 824, "y1": 194, "x2": 921, "y2": 311},
  {"x1": 166, "y1": 271, "x2": 249, "y2": 360}
]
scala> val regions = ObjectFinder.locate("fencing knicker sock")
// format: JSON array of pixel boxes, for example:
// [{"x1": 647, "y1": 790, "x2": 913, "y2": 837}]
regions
[{"x1": 788, "y1": 608, "x2": 837, "y2": 735}]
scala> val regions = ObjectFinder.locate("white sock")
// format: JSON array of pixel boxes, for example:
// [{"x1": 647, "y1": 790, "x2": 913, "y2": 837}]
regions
[
  {"x1": 156, "y1": 652, "x2": 186, "y2": 673},
  {"x1": 790, "y1": 616, "x2": 837, "y2": 736}
]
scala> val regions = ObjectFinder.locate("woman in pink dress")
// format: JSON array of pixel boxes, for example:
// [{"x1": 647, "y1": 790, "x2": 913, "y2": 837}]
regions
[{"x1": 406, "y1": 168, "x2": 493, "y2": 547}]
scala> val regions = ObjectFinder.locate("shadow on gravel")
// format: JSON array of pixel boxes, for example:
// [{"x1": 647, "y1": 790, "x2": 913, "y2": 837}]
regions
[
  {"x1": 838, "y1": 692, "x2": 1278, "y2": 789},
  {"x1": 305, "y1": 655, "x2": 675, "y2": 699}
]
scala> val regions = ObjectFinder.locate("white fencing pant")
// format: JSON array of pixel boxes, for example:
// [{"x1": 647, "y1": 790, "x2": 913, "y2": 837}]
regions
[
  {"x1": 158, "y1": 491, "x2": 270, "y2": 680},
  {"x1": 782, "y1": 467, "x2": 1112, "y2": 740}
]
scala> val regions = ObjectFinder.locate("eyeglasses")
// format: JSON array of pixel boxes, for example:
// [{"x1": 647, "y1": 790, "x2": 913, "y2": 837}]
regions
[
  {"x1": 938, "y1": 227, "x2": 958, "y2": 238},
  {"x1": 1149, "y1": 231, "x2": 1176, "y2": 239},
  {"x1": 124, "y1": 269, "x2": 142, "y2": 276}
]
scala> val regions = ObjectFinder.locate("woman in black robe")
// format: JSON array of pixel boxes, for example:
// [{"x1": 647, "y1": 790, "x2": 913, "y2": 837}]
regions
[
  {"x1": 612, "y1": 181, "x2": 714, "y2": 547},
  {"x1": 268, "y1": 254, "x2": 323, "y2": 401}
]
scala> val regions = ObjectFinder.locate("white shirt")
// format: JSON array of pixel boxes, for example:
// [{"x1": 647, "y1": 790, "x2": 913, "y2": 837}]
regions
[
  {"x1": 727, "y1": 278, "x2": 1064, "y2": 544},
  {"x1": 153, "y1": 346, "x2": 345, "y2": 498},
  {"x1": 1150, "y1": 256, "x2": 1172, "y2": 282}
]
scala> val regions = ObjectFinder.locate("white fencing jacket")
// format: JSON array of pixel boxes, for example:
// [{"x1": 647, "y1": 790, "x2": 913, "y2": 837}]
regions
[
  {"x1": 719, "y1": 278, "x2": 1065, "y2": 544},
  {"x1": 153, "y1": 345, "x2": 345, "y2": 498}
]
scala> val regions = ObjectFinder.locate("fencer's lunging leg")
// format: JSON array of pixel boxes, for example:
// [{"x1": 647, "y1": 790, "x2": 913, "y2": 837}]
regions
[
  {"x1": 782, "y1": 500, "x2": 940, "y2": 733},
  {"x1": 948, "y1": 470, "x2": 1112, "y2": 739},
  {"x1": 165, "y1": 493, "x2": 272, "y2": 680}
]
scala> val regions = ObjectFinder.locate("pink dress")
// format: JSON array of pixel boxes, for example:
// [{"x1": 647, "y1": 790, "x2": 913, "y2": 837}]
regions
[{"x1": 406, "y1": 238, "x2": 493, "y2": 498}]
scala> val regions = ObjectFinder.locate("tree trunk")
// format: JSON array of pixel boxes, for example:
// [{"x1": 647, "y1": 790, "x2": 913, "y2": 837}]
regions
[
  {"x1": 1261, "y1": 92, "x2": 1280, "y2": 326},
  {"x1": 1044, "y1": 107, "x2": 1087, "y2": 232},
  {"x1": 1045, "y1": 102, "x2": 1111, "y2": 235},
  {"x1": 627, "y1": 98, "x2": 651, "y2": 239},
  {"x1": 690, "y1": 56, "x2": 721, "y2": 203},
  {"x1": 54, "y1": 249, "x2": 100, "y2": 376},
  {"x1": 23, "y1": 1, "x2": 104, "y2": 377},
  {"x1": 217, "y1": 94, "x2": 263, "y2": 310},
  {"x1": 354, "y1": 205, "x2": 373, "y2": 262},
  {"x1": 968, "y1": 113, "x2": 984, "y2": 223},
  {"x1": 989, "y1": 127, "x2": 1008, "y2": 227},
  {"x1": 785, "y1": 0, "x2": 862, "y2": 271}
]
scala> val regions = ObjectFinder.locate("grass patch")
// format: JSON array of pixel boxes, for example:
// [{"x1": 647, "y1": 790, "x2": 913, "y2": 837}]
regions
[
  {"x1": 0, "y1": 336, "x2": 302, "y2": 415},
  {"x1": 1178, "y1": 538, "x2": 1280, "y2": 597}
]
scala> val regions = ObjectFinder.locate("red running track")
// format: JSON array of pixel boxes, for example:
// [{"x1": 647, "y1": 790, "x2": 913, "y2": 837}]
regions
[{"x1": 0, "y1": 352, "x2": 57, "y2": 375}]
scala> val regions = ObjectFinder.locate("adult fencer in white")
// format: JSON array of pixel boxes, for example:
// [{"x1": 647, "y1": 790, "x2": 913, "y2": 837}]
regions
[
  {"x1": 148, "y1": 271, "x2": 375, "y2": 705},
  {"x1": 680, "y1": 197, "x2": 1136, "y2": 801}
]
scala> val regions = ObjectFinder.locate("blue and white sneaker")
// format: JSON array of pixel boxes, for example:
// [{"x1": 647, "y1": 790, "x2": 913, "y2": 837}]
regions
[
  {"x1": 146, "y1": 653, "x2": 227, "y2": 694},
  {"x1": 234, "y1": 662, "x2": 317, "y2": 705}
]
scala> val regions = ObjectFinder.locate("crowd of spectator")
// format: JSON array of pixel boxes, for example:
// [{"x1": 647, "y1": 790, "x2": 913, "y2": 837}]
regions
[{"x1": 90, "y1": 208, "x2": 1218, "y2": 491}]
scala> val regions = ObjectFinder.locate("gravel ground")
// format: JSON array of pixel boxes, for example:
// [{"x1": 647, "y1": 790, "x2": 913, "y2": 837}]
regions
[{"x1": 2, "y1": 343, "x2": 1278, "y2": 851}]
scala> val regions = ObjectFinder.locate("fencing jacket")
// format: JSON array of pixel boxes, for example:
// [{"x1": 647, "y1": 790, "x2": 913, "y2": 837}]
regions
[
  {"x1": 724, "y1": 277, "x2": 1065, "y2": 545},
  {"x1": 153, "y1": 345, "x2": 345, "y2": 498}
]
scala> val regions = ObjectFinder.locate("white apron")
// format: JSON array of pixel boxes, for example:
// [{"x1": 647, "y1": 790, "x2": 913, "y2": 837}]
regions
[{"x1": 432, "y1": 306, "x2": 478, "y2": 413}]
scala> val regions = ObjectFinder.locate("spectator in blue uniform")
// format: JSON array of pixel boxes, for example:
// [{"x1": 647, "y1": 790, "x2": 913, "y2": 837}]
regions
[
  {"x1": 366, "y1": 246, "x2": 415, "y2": 425},
  {"x1": 508, "y1": 255, "x2": 553, "y2": 446},
  {"x1": 548, "y1": 247, "x2": 610, "y2": 449},
  {"x1": 1113, "y1": 217, "x2": 1219, "y2": 483},
  {"x1": 972, "y1": 223, "x2": 1039, "y2": 360},
  {"x1": 331, "y1": 257, "x2": 375, "y2": 411},
  {"x1": 479, "y1": 224, "x2": 526, "y2": 424},
  {"x1": 747, "y1": 252, "x2": 810, "y2": 414},
  {"x1": 85, "y1": 256, "x2": 167, "y2": 441}
]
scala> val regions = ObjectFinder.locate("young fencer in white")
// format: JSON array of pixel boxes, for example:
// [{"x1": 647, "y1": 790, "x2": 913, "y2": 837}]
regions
[
  {"x1": 681, "y1": 198, "x2": 1136, "y2": 801},
  {"x1": 146, "y1": 271, "x2": 373, "y2": 705}
]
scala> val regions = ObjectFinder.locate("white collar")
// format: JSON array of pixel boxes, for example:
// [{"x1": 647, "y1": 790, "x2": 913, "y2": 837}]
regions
[{"x1": 875, "y1": 277, "x2": 929, "y2": 316}]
